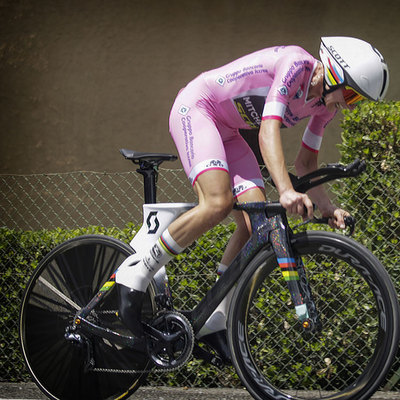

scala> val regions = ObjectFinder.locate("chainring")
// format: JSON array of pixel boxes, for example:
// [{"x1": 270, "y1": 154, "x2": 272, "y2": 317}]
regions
[{"x1": 145, "y1": 311, "x2": 194, "y2": 370}]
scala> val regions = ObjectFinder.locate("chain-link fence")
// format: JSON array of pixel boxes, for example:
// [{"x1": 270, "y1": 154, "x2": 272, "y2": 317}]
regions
[{"x1": 0, "y1": 164, "x2": 399, "y2": 391}]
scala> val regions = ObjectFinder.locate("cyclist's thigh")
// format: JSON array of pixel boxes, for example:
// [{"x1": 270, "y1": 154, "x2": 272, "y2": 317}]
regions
[
  {"x1": 223, "y1": 133, "x2": 265, "y2": 199},
  {"x1": 226, "y1": 136, "x2": 266, "y2": 241}
]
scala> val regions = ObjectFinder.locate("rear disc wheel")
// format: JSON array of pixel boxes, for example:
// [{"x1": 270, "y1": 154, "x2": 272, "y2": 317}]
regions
[{"x1": 20, "y1": 235, "x2": 156, "y2": 400}]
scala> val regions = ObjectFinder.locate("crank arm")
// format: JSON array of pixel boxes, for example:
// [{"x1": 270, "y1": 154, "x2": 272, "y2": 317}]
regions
[
  {"x1": 192, "y1": 343, "x2": 224, "y2": 369},
  {"x1": 143, "y1": 323, "x2": 184, "y2": 343}
]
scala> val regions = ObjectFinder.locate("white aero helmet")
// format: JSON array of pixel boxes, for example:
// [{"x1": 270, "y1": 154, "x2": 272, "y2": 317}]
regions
[{"x1": 319, "y1": 36, "x2": 389, "y2": 101}]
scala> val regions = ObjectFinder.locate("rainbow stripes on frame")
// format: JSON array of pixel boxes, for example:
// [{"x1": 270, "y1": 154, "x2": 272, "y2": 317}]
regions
[{"x1": 277, "y1": 257, "x2": 299, "y2": 281}]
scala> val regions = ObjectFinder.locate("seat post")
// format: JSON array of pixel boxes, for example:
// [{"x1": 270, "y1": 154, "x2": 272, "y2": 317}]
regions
[
  {"x1": 120, "y1": 149, "x2": 177, "y2": 204},
  {"x1": 136, "y1": 162, "x2": 159, "y2": 204}
]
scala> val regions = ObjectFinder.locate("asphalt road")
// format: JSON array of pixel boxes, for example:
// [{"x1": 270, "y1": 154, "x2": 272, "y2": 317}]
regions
[{"x1": 1, "y1": 383, "x2": 399, "y2": 400}]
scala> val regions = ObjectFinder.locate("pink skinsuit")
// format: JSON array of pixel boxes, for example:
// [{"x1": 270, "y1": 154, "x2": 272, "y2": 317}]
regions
[{"x1": 169, "y1": 46, "x2": 336, "y2": 197}]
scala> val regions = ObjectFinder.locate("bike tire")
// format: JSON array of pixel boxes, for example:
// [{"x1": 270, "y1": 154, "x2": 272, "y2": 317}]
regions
[
  {"x1": 228, "y1": 231, "x2": 399, "y2": 400},
  {"x1": 20, "y1": 234, "x2": 156, "y2": 400}
]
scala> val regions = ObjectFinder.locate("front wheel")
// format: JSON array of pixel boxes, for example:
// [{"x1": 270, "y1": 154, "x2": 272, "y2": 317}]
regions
[
  {"x1": 228, "y1": 231, "x2": 399, "y2": 400},
  {"x1": 20, "y1": 235, "x2": 157, "y2": 400}
]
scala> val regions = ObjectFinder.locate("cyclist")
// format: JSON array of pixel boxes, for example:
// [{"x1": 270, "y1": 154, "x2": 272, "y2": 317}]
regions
[{"x1": 116, "y1": 37, "x2": 389, "y2": 360}]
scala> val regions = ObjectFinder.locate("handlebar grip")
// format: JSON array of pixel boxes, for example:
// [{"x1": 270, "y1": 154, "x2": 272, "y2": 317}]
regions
[
  {"x1": 344, "y1": 216, "x2": 356, "y2": 236},
  {"x1": 345, "y1": 159, "x2": 366, "y2": 176},
  {"x1": 345, "y1": 159, "x2": 360, "y2": 171}
]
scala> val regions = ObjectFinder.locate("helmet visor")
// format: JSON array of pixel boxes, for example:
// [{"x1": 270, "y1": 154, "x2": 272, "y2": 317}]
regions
[{"x1": 342, "y1": 86, "x2": 366, "y2": 105}]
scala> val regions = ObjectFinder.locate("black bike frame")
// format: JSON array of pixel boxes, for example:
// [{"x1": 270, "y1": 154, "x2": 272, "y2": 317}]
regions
[
  {"x1": 188, "y1": 204, "x2": 288, "y2": 333},
  {"x1": 73, "y1": 156, "x2": 366, "y2": 345},
  {"x1": 188, "y1": 159, "x2": 366, "y2": 332}
]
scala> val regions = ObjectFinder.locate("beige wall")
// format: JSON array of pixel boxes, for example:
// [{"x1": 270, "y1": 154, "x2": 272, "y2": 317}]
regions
[{"x1": 1, "y1": 0, "x2": 399, "y2": 174}]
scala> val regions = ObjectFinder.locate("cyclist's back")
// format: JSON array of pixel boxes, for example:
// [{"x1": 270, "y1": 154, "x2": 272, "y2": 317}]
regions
[{"x1": 173, "y1": 46, "x2": 334, "y2": 133}]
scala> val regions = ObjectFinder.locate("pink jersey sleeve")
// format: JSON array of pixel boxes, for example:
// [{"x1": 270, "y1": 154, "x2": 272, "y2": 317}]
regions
[{"x1": 302, "y1": 110, "x2": 337, "y2": 153}]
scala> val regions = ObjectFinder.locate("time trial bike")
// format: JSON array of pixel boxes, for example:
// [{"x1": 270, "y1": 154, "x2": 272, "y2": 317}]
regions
[{"x1": 19, "y1": 149, "x2": 399, "y2": 400}]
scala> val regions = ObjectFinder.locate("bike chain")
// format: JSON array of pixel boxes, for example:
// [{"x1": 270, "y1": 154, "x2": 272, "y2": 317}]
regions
[
  {"x1": 92, "y1": 311, "x2": 194, "y2": 375},
  {"x1": 92, "y1": 362, "x2": 185, "y2": 374}
]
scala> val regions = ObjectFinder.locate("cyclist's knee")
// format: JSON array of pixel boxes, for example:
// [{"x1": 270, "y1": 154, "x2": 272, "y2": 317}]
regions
[
  {"x1": 195, "y1": 170, "x2": 234, "y2": 225},
  {"x1": 201, "y1": 192, "x2": 233, "y2": 226},
  {"x1": 213, "y1": 194, "x2": 234, "y2": 220}
]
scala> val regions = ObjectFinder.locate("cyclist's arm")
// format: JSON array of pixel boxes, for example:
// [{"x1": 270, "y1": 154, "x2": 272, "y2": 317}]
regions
[
  {"x1": 295, "y1": 145, "x2": 348, "y2": 229},
  {"x1": 259, "y1": 118, "x2": 314, "y2": 218}
]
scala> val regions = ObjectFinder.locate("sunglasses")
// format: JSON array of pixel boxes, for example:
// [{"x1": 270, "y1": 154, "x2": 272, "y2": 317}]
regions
[{"x1": 342, "y1": 86, "x2": 366, "y2": 105}]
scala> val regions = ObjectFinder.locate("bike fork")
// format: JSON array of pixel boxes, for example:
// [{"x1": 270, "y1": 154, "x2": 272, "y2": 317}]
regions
[{"x1": 268, "y1": 215, "x2": 321, "y2": 332}]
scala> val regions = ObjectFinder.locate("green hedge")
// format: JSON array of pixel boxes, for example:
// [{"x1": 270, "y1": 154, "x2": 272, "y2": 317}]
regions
[
  {"x1": 0, "y1": 223, "x2": 238, "y2": 385},
  {"x1": 1, "y1": 101, "x2": 399, "y2": 389},
  {"x1": 334, "y1": 100, "x2": 400, "y2": 390},
  {"x1": 0, "y1": 224, "x2": 138, "y2": 382},
  {"x1": 335, "y1": 100, "x2": 400, "y2": 270}
]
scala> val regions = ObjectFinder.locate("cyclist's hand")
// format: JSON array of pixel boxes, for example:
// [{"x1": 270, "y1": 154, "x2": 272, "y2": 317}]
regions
[
  {"x1": 323, "y1": 207, "x2": 350, "y2": 230},
  {"x1": 279, "y1": 189, "x2": 314, "y2": 219}
]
